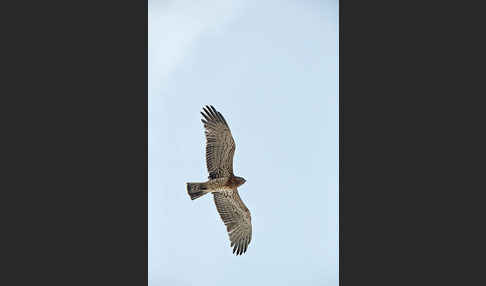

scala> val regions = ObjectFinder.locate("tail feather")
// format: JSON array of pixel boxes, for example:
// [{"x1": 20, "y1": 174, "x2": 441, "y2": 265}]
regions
[{"x1": 187, "y1": 182, "x2": 209, "y2": 200}]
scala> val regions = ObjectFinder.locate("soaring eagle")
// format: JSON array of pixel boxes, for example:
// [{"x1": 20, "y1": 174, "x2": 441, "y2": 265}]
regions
[{"x1": 186, "y1": 105, "x2": 252, "y2": 256}]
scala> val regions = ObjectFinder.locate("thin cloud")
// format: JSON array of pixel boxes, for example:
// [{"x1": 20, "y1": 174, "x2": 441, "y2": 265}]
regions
[{"x1": 148, "y1": 0, "x2": 246, "y2": 91}]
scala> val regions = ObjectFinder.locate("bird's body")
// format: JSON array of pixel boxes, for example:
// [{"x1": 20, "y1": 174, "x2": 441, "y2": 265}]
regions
[
  {"x1": 187, "y1": 176, "x2": 246, "y2": 199},
  {"x1": 186, "y1": 105, "x2": 252, "y2": 256}
]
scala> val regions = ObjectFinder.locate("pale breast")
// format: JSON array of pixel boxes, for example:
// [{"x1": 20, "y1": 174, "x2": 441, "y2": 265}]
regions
[{"x1": 206, "y1": 177, "x2": 231, "y2": 190}]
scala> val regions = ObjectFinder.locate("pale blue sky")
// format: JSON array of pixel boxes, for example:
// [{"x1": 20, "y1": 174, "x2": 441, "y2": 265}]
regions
[{"x1": 149, "y1": 0, "x2": 338, "y2": 285}]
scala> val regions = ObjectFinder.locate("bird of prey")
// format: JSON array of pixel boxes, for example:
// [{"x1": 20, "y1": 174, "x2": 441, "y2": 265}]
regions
[{"x1": 186, "y1": 105, "x2": 252, "y2": 256}]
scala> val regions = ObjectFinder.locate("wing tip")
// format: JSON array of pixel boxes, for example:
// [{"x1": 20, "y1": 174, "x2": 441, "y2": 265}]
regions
[
  {"x1": 231, "y1": 239, "x2": 249, "y2": 256},
  {"x1": 201, "y1": 105, "x2": 228, "y2": 126}
]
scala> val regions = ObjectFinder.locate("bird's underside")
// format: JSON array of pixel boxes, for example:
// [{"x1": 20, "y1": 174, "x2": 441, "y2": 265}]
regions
[{"x1": 186, "y1": 105, "x2": 252, "y2": 256}]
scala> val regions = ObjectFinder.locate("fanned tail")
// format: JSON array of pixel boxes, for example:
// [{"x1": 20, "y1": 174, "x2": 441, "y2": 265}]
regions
[{"x1": 186, "y1": 182, "x2": 209, "y2": 200}]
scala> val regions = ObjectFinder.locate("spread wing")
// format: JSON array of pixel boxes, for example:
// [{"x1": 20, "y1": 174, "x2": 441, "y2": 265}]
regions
[
  {"x1": 213, "y1": 189, "x2": 252, "y2": 255},
  {"x1": 201, "y1": 105, "x2": 235, "y2": 179}
]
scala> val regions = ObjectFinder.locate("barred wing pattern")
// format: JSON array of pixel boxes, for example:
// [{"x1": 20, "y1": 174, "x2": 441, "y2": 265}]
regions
[
  {"x1": 201, "y1": 105, "x2": 235, "y2": 179},
  {"x1": 213, "y1": 189, "x2": 252, "y2": 255}
]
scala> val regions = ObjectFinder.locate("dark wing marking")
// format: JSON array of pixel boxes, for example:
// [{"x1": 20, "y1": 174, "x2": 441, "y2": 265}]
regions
[
  {"x1": 201, "y1": 105, "x2": 235, "y2": 179},
  {"x1": 213, "y1": 189, "x2": 252, "y2": 255}
]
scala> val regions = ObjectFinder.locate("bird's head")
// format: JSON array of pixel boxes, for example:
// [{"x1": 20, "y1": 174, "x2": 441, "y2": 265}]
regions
[{"x1": 234, "y1": 176, "x2": 246, "y2": 186}]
